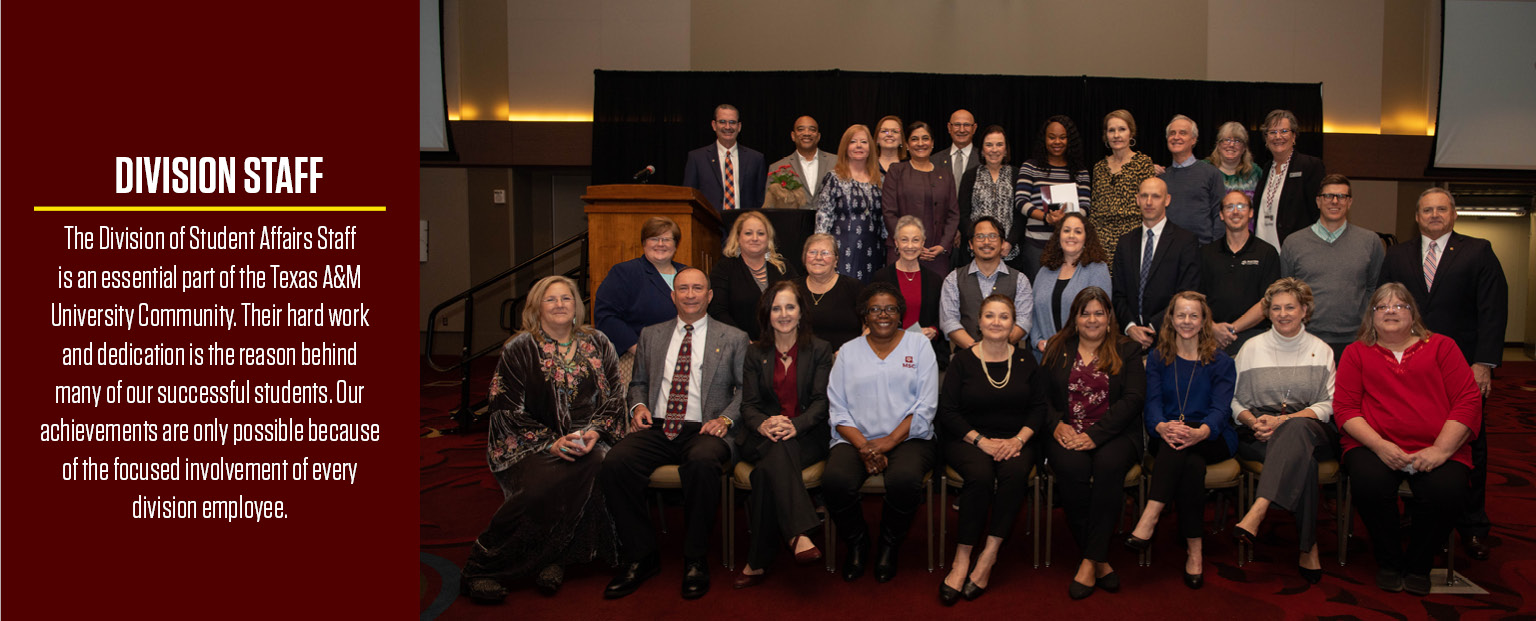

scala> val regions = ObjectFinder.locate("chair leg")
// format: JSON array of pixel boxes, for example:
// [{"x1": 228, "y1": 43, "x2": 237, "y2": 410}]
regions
[
  {"x1": 1445, "y1": 534, "x2": 1458, "y2": 586},
  {"x1": 721, "y1": 474, "x2": 729, "y2": 569},
  {"x1": 726, "y1": 484, "x2": 735, "y2": 571},
  {"x1": 1340, "y1": 477, "x2": 1351, "y2": 567},
  {"x1": 1045, "y1": 473, "x2": 1054, "y2": 568},
  {"x1": 1236, "y1": 474, "x2": 1246, "y2": 568},
  {"x1": 1140, "y1": 475, "x2": 1149, "y2": 567},
  {"x1": 1033, "y1": 473, "x2": 1041, "y2": 569},
  {"x1": 826, "y1": 509, "x2": 837, "y2": 574},
  {"x1": 926, "y1": 476, "x2": 935, "y2": 573},
  {"x1": 939, "y1": 475, "x2": 948, "y2": 570}
]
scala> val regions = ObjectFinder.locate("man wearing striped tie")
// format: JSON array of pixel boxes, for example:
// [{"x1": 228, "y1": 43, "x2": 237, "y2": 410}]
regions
[
  {"x1": 600, "y1": 267, "x2": 749, "y2": 600},
  {"x1": 684, "y1": 104, "x2": 766, "y2": 213},
  {"x1": 1380, "y1": 187, "x2": 1508, "y2": 562}
]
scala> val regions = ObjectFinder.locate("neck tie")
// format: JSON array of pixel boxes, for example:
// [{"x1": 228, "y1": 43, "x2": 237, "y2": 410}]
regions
[
  {"x1": 1139, "y1": 228, "x2": 1155, "y2": 321},
  {"x1": 663, "y1": 324, "x2": 694, "y2": 439},
  {"x1": 723, "y1": 151, "x2": 736, "y2": 210},
  {"x1": 951, "y1": 148, "x2": 964, "y2": 183},
  {"x1": 1424, "y1": 240, "x2": 1439, "y2": 291}
]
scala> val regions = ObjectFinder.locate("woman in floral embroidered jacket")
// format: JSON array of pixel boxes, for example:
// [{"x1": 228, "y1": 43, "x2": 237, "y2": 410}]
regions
[{"x1": 461, "y1": 275, "x2": 628, "y2": 604}]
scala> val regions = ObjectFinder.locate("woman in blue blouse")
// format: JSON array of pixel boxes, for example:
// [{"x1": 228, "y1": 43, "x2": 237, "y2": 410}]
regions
[
  {"x1": 1123, "y1": 291, "x2": 1236, "y2": 590},
  {"x1": 1030, "y1": 212, "x2": 1111, "y2": 359},
  {"x1": 823, "y1": 281, "x2": 939, "y2": 584}
]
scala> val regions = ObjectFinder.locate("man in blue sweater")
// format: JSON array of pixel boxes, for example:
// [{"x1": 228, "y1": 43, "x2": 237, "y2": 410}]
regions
[{"x1": 1159, "y1": 115, "x2": 1226, "y2": 245}]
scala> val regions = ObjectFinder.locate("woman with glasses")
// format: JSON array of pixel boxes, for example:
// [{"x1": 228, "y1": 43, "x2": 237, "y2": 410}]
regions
[
  {"x1": 1015, "y1": 115, "x2": 1092, "y2": 279},
  {"x1": 593, "y1": 216, "x2": 687, "y2": 384},
  {"x1": 823, "y1": 282, "x2": 939, "y2": 584},
  {"x1": 815, "y1": 124, "x2": 886, "y2": 282},
  {"x1": 1040, "y1": 286, "x2": 1145, "y2": 600},
  {"x1": 1252, "y1": 109, "x2": 1327, "y2": 247},
  {"x1": 1089, "y1": 110, "x2": 1156, "y2": 270},
  {"x1": 875, "y1": 115, "x2": 907, "y2": 174},
  {"x1": 1336, "y1": 283, "x2": 1480, "y2": 596},
  {"x1": 882, "y1": 121, "x2": 960, "y2": 270},
  {"x1": 1206, "y1": 122, "x2": 1262, "y2": 201},
  {"x1": 795, "y1": 233, "x2": 864, "y2": 348}
]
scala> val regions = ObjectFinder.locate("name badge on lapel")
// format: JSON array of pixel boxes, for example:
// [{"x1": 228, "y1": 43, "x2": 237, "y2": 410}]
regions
[{"x1": 1288, "y1": 171, "x2": 1303, "y2": 178}]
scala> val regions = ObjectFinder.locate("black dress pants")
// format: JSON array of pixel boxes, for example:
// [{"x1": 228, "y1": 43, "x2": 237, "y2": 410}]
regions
[
  {"x1": 944, "y1": 438, "x2": 1039, "y2": 546},
  {"x1": 599, "y1": 423, "x2": 731, "y2": 562},
  {"x1": 823, "y1": 440, "x2": 936, "y2": 542},
  {"x1": 1456, "y1": 409, "x2": 1490, "y2": 539},
  {"x1": 1345, "y1": 448, "x2": 1469, "y2": 575},
  {"x1": 1147, "y1": 432, "x2": 1231, "y2": 540},
  {"x1": 1048, "y1": 432, "x2": 1139, "y2": 563},
  {"x1": 740, "y1": 433, "x2": 827, "y2": 570}
]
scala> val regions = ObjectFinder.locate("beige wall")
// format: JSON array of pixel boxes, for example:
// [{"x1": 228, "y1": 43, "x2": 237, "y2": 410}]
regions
[
  {"x1": 420, "y1": 167, "x2": 471, "y2": 335},
  {"x1": 1455, "y1": 217, "x2": 1529, "y2": 343}
]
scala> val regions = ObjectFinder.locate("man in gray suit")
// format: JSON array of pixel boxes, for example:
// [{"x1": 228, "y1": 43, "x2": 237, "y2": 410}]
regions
[
  {"x1": 765, "y1": 115, "x2": 837, "y2": 207},
  {"x1": 601, "y1": 267, "x2": 748, "y2": 601},
  {"x1": 931, "y1": 109, "x2": 980, "y2": 198}
]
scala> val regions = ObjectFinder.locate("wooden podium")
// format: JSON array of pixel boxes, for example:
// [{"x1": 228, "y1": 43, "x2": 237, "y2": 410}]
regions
[{"x1": 582, "y1": 184, "x2": 722, "y2": 297}]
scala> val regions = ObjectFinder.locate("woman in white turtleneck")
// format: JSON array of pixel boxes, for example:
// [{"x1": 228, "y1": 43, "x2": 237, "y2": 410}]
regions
[{"x1": 1228, "y1": 277, "x2": 1336, "y2": 585}]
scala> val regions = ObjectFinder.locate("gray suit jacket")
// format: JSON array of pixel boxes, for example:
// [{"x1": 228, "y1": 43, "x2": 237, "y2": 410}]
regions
[
  {"x1": 766, "y1": 149, "x2": 838, "y2": 207},
  {"x1": 628, "y1": 317, "x2": 749, "y2": 442},
  {"x1": 931, "y1": 144, "x2": 980, "y2": 196}
]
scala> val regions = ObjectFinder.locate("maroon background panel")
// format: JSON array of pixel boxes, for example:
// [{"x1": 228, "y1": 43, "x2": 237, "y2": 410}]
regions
[{"x1": 2, "y1": 1, "x2": 419, "y2": 616}]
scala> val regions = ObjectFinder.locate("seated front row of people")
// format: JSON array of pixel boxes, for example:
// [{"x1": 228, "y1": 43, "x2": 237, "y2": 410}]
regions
[{"x1": 465, "y1": 269, "x2": 1480, "y2": 604}]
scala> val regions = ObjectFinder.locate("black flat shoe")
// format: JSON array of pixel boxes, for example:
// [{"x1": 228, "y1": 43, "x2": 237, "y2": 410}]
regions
[
  {"x1": 681, "y1": 558, "x2": 711, "y2": 600},
  {"x1": 1068, "y1": 579, "x2": 1095, "y2": 600},
  {"x1": 1376, "y1": 567, "x2": 1404, "y2": 592},
  {"x1": 1464, "y1": 536, "x2": 1492, "y2": 561},
  {"x1": 1183, "y1": 572, "x2": 1204, "y2": 590},
  {"x1": 463, "y1": 578, "x2": 509, "y2": 604},
  {"x1": 1233, "y1": 526, "x2": 1257, "y2": 546},
  {"x1": 874, "y1": 544, "x2": 900, "y2": 583},
  {"x1": 1298, "y1": 565, "x2": 1322, "y2": 585},
  {"x1": 1096, "y1": 571, "x2": 1120, "y2": 593},
  {"x1": 841, "y1": 538, "x2": 869, "y2": 582},
  {"x1": 938, "y1": 581, "x2": 961, "y2": 606},
  {"x1": 961, "y1": 579, "x2": 987, "y2": 601},
  {"x1": 603, "y1": 555, "x2": 661, "y2": 600},
  {"x1": 1124, "y1": 533, "x2": 1153, "y2": 552},
  {"x1": 1403, "y1": 573, "x2": 1432, "y2": 596},
  {"x1": 534, "y1": 565, "x2": 564, "y2": 596}
]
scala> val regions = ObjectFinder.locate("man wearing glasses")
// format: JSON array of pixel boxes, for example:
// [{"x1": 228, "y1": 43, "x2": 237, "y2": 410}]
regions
[
  {"x1": 933, "y1": 109, "x2": 980, "y2": 197},
  {"x1": 1199, "y1": 190, "x2": 1281, "y2": 354},
  {"x1": 684, "y1": 104, "x2": 766, "y2": 212},
  {"x1": 939, "y1": 216, "x2": 1033, "y2": 350},
  {"x1": 1279, "y1": 174, "x2": 1384, "y2": 361}
]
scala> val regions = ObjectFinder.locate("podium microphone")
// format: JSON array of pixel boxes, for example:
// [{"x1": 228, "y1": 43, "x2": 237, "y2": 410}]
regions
[{"x1": 632, "y1": 165, "x2": 656, "y2": 182}]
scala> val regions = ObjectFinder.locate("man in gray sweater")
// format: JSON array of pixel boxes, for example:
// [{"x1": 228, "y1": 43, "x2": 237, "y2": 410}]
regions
[
  {"x1": 1159, "y1": 114, "x2": 1226, "y2": 244},
  {"x1": 1280, "y1": 174, "x2": 1384, "y2": 361}
]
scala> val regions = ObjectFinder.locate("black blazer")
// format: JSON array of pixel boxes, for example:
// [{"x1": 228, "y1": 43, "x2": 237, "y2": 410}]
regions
[
  {"x1": 740, "y1": 337, "x2": 835, "y2": 453},
  {"x1": 1041, "y1": 338, "x2": 1146, "y2": 449},
  {"x1": 872, "y1": 262, "x2": 949, "y2": 363},
  {"x1": 708, "y1": 255, "x2": 799, "y2": 341},
  {"x1": 1252, "y1": 151, "x2": 1325, "y2": 245},
  {"x1": 1380, "y1": 232, "x2": 1508, "y2": 366},
  {"x1": 1111, "y1": 220, "x2": 1201, "y2": 337}
]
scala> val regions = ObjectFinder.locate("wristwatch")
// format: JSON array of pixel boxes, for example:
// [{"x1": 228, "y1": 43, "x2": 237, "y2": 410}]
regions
[{"x1": 971, "y1": 434, "x2": 984, "y2": 447}]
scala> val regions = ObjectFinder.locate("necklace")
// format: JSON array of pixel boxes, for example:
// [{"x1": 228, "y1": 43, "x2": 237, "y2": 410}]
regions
[
  {"x1": 1172, "y1": 356, "x2": 1198, "y2": 422},
  {"x1": 808, "y1": 275, "x2": 833, "y2": 305},
  {"x1": 980, "y1": 348, "x2": 1013, "y2": 389},
  {"x1": 900, "y1": 268, "x2": 917, "y2": 283}
]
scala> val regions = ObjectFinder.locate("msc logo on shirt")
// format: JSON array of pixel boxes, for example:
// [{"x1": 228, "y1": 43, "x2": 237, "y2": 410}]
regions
[{"x1": 903, "y1": 355, "x2": 916, "y2": 369}]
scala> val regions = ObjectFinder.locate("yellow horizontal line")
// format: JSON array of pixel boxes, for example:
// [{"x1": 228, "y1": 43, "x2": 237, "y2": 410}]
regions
[{"x1": 34, "y1": 206, "x2": 386, "y2": 212}]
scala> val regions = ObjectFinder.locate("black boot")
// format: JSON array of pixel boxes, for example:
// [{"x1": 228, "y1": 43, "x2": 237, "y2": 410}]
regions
[
  {"x1": 875, "y1": 504, "x2": 917, "y2": 583},
  {"x1": 832, "y1": 502, "x2": 870, "y2": 582}
]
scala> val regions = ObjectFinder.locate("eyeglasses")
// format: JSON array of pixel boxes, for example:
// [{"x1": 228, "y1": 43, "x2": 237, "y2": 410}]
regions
[
  {"x1": 866, "y1": 305, "x2": 901, "y2": 316},
  {"x1": 646, "y1": 236, "x2": 675, "y2": 245},
  {"x1": 973, "y1": 233, "x2": 1000, "y2": 241},
  {"x1": 714, "y1": 119, "x2": 740, "y2": 126},
  {"x1": 806, "y1": 249, "x2": 834, "y2": 258},
  {"x1": 1372, "y1": 303, "x2": 1411, "y2": 312},
  {"x1": 949, "y1": 122, "x2": 975, "y2": 129},
  {"x1": 1218, "y1": 138, "x2": 1245, "y2": 146},
  {"x1": 879, "y1": 128, "x2": 901, "y2": 135},
  {"x1": 1318, "y1": 193, "x2": 1352, "y2": 202},
  {"x1": 1266, "y1": 128, "x2": 1292, "y2": 137},
  {"x1": 1221, "y1": 203, "x2": 1250, "y2": 211}
]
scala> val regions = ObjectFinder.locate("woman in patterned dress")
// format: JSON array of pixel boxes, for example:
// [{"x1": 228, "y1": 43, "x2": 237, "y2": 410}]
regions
[
  {"x1": 1089, "y1": 109, "x2": 1157, "y2": 271},
  {"x1": 815, "y1": 124, "x2": 885, "y2": 282},
  {"x1": 956, "y1": 125, "x2": 1018, "y2": 271},
  {"x1": 461, "y1": 275, "x2": 627, "y2": 604}
]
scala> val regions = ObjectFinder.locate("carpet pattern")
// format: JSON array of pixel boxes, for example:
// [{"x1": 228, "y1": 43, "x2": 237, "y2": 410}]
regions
[{"x1": 420, "y1": 356, "x2": 1536, "y2": 620}]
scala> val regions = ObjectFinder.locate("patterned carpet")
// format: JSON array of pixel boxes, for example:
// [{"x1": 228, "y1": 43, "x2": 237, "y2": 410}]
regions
[{"x1": 420, "y1": 356, "x2": 1536, "y2": 620}]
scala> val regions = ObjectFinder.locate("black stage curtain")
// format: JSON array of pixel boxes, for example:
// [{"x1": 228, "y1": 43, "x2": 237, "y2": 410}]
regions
[{"x1": 592, "y1": 70, "x2": 1322, "y2": 187}]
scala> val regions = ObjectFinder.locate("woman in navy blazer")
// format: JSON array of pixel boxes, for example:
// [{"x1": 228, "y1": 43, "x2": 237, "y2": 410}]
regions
[
  {"x1": 734, "y1": 281, "x2": 835, "y2": 588},
  {"x1": 594, "y1": 217, "x2": 686, "y2": 356}
]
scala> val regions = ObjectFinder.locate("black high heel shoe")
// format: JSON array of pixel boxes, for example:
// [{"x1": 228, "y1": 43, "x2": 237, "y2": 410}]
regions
[
  {"x1": 1183, "y1": 572, "x2": 1204, "y2": 589},
  {"x1": 961, "y1": 579, "x2": 987, "y2": 601},
  {"x1": 1298, "y1": 565, "x2": 1323, "y2": 584},
  {"x1": 1124, "y1": 533, "x2": 1153, "y2": 552},
  {"x1": 1232, "y1": 525, "x2": 1257, "y2": 546},
  {"x1": 938, "y1": 581, "x2": 962, "y2": 606}
]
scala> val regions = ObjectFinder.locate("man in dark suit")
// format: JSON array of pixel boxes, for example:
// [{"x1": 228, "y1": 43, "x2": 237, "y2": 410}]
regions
[
  {"x1": 1251, "y1": 109, "x2": 1326, "y2": 247},
  {"x1": 683, "y1": 104, "x2": 766, "y2": 212},
  {"x1": 601, "y1": 267, "x2": 749, "y2": 600},
  {"x1": 765, "y1": 115, "x2": 837, "y2": 207},
  {"x1": 1113, "y1": 177, "x2": 1200, "y2": 349},
  {"x1": 931, "y1": 109, "x2": 979, "y2": 199},
  {"x1": 1379, "y1": 187, "x2": 1508, "y2": 561}
]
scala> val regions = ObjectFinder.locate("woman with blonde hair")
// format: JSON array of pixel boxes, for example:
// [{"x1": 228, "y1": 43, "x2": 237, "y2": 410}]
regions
[
  {"x1": 710, "y1": 210, "x2": 799, "y2": 340},
  {"x1": 815, "y1": 124, "x2": 886, "y2": 282},
  {"x1": 1205, "y1": 122, "x2": 1261, "y2": 200},
  {"x1": 462, "y1": 275, "x2": 626, "y2": 603},
  {"x1": 874, "y1": 115, "x2": 907, "y2": 173},
  {"x1": 1089, "y1": 109, "x2": 1157, "y2": 270}
]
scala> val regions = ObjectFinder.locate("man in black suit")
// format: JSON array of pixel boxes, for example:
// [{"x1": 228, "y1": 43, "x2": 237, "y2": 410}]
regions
[
  {"x1": 931, "y1": 109, "x2": 979, "y2": 199},
  {"x1": 1113, "y1": 177, "x2": 1200, "y2": 349},
  {"x1": 1379, "y1": 187, "x2": 1508, "y2": 561},
  {"x1": 683, "y1": 104, "x2": 767, "y2": 212}
]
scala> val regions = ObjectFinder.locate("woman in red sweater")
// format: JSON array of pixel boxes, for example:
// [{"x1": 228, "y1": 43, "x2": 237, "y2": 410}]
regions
[{"x1": 1335, "y1": 283, "x2": 1480, "y2": 597}]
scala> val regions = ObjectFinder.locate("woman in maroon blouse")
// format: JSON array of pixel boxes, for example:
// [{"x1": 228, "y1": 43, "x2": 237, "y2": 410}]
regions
[
  {"x1": 734, "y1": 281, "x2": 836, "y2": 587},
  {"x1": 1336, "y1": 283, "x2": 1480, "y2": 596},
  {"x1": 1040, "y1": 286, "x2": 1145, "y2": 600}
]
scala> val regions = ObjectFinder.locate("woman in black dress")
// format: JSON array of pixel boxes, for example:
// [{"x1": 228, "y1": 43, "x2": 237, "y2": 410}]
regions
[{"x1": 795, "y1": 233, "x2": 864, "y2": 348}]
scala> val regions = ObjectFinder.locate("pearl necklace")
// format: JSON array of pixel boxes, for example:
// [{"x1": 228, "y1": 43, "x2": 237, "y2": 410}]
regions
[{"x1": 980, "y1": 348, "x2": 1013, "y2": 389}]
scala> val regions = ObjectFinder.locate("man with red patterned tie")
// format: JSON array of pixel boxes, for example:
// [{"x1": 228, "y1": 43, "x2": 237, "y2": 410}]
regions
[
  {"x1": 600, "y1": 268, "x2": 749, "y2": 600},
  {"x1": 684, "y1": 104, "x2": 767, "y2": 212}
]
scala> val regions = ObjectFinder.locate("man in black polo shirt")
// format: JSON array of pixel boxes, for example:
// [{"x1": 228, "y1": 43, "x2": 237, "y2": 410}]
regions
[{"x1": 1200, "y1": 190, "x2": 1281, "y2": 354}]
